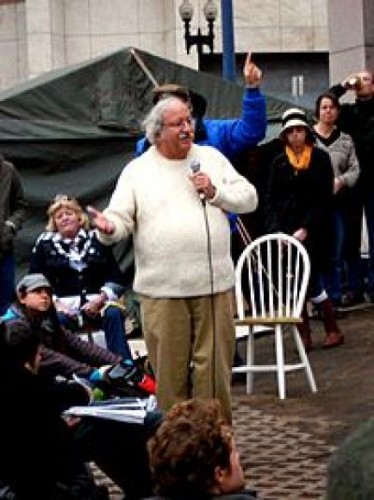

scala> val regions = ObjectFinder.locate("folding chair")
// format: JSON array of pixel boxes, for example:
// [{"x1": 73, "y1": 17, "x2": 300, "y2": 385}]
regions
[{"x1": 232, "y1": 232, "x2": 317, "y2": 399}]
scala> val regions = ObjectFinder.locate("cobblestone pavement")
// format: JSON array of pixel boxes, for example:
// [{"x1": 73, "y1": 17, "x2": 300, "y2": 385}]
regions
[
  {"x1": 93, "y1": 399, "x2": 335, "y2": 500},
  {"x1": 93, "y1": 400, "x2": 337, "y2": 499},
  {"x1": 232, "y1": 399, "x2": 335, "y2": 499},
  {"x1": 93, "y1": 306, "x2": 374, "y2": 499}
]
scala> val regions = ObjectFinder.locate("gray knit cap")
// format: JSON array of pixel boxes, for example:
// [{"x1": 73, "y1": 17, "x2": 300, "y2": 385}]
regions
[{"x1": 16, "y1": 273, "x2": 52, "y2": 293}]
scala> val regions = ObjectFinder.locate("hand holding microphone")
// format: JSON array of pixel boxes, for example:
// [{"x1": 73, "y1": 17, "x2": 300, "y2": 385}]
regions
[{"x1": 189, "y1": 159, "x2": 216, "y2": 202}]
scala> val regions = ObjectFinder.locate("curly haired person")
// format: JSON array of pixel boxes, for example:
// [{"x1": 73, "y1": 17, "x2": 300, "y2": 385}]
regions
[{"x1": 146, "y1": 398, "x2": 257, "y2": 499}]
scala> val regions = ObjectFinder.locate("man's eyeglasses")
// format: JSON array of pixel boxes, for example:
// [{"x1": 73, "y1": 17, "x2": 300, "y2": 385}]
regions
[{"x1": 162, "y1": 118, "x2": 195, "y2": 129}]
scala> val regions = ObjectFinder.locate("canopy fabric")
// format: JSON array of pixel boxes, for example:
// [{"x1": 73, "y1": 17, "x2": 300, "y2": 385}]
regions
[{"x1": 0, "y1": 47, "x2": 294, "y2": 275}]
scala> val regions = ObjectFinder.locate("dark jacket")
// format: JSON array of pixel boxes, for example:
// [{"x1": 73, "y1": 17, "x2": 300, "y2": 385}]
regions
[
  {"x1": 29, "y1": 228, "x2": 124, "y2": 299},
  {"x1": 329, "y1": 83, "x2": 374, "y2": 187},
  {"x1": 233, "y1": 138, "x2": 284, "y2": 240},
  {"x1": 0, "y1": 157, "x2": 27, "y2": 257},
  {"x1": 264, "y1": 146, "x2": 334, "y2": 268},
  {"x1": 2, "y1": 303, "x2": 120, "y2": 378},
  {"x1": 0, "y1": 360, "x2": 95, "y2": 499}
]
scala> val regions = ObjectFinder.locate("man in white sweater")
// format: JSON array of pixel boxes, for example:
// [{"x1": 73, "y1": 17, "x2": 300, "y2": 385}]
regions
[{"x1": 88, "y1": 97, "x2": 258, "y2": 422}]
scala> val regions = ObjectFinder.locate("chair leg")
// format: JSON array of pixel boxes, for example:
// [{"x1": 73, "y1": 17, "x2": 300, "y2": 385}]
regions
[
  {"x1": 292, "y1": 326, "x2": 317, "y2": 393},
  {"x1": 274, "y1": 324, "x2": 286, "y2": 399}
]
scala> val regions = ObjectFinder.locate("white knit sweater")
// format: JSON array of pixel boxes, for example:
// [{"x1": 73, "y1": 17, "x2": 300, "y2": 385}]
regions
[{"x1": 99, "y1": 144, "x2": 258, "y2": 297}]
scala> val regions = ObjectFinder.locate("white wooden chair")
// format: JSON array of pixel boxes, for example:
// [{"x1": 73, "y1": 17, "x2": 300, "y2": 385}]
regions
[{"x1": 232, "y1": 232, "x2": 317, "y2": 399}]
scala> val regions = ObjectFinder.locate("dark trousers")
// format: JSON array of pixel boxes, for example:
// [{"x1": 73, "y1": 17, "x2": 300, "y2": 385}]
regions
[
  {"x1": 73, "y1": 410, "x2": 163, "y2": 500},
  {"x1": 343, "y1": 182, "x2": 374, "y2": 297}
]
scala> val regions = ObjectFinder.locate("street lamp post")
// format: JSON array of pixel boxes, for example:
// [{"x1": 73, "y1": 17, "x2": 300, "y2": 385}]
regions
[
  {"x1": 179, "y1": 0, "x2": 217, "y2": 67},
  {"x1": 220, "y1": 0, "x2": 236, "y2": 82}
]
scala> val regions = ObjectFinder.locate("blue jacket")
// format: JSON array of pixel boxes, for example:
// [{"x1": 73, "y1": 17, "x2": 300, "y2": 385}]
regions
[{"x1": 136, "y1": 88, "x2": 267, "y2": 161}]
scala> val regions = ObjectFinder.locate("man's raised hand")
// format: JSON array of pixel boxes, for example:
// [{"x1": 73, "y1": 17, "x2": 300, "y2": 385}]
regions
[
  {"x1": 86, "y1": 205, "x2": 115, "y2": 235},
  {"x1": 243, "y1": 51, "x2": 262, "y2": 88}
]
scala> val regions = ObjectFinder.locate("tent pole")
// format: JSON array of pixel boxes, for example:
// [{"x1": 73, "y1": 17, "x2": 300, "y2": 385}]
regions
[{"x1": 129, "y1": 48, "x2": 159, "y2": 87}]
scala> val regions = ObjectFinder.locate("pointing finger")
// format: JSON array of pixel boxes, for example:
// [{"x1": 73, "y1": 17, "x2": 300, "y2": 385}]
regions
[
  {"x1": 86, "y1": 205, "x2": 99, "y2": 217},
  {"x1": 245, "y1": 51, "x2": 252, "y2": 66}
]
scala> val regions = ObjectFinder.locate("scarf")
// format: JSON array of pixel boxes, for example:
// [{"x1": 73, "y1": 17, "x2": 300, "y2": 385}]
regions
[
  {"x1": 51, "y1": 228, "x2": 93, "y2": 272},
  {"x1": 285, "y1": 145, "x2": 312, "y2": 171}
]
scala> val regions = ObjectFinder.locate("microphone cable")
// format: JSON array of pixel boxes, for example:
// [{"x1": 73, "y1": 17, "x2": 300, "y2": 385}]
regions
[
  {"x1": 190, "y1": 158, "x2": 217, "y2": 399},
  {"x1": 199, "y1": 197, "x2": 217, "y2": 400}
]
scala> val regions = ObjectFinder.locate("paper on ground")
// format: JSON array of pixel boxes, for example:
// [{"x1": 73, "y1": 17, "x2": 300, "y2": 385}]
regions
[{"x1": 64, "y1": 395, "x2": 157, "y2": 424}]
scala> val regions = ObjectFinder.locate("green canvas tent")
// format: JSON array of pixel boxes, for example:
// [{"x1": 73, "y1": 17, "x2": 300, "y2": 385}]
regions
[{"x1": 0, "y1": 47, "x2": 293, "y2": 275}]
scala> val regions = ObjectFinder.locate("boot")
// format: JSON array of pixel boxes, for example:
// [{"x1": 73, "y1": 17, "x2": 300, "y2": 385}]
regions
[
  {"x1": 323, "y1": 331, "x2": 344, "y2": 348},
  {"x1": 319, "y1": 298, "x2": 344, "y2": 348},
  {"x1": 297, "y1": 305, "x2": 313, "y2": 352}
]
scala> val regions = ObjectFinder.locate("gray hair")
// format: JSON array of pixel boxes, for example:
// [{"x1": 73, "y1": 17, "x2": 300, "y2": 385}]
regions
[{"x1": 142, "y1": 96, "x2": 185, "y2": 145}]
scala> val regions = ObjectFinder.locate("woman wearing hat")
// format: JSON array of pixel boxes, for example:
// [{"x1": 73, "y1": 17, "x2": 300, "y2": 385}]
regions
[{"x1": 264, "y1": 108, "x2": 344, "y2": 350}]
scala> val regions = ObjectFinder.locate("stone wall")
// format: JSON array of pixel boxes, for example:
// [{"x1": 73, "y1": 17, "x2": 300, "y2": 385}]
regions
[
  {"x1": 0, "y1": 0, "x2": 329, "y2": 90},
  {"x1": 328, "y1": 0, "x2": 374, "y2": 86}
]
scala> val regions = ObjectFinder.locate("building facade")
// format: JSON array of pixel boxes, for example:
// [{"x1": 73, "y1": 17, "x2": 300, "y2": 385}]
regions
[
  {"x1": 328, "y1": 0, "x2": 374, "y2": 85},
  {"x1": 0, "y1": 0, "x2": 335, "y2": 107}
]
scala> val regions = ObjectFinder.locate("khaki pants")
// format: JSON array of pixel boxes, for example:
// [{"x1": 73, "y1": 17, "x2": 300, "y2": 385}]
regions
[{"x1": 141, "y1": 290, "x2": 235, "y2": 423}]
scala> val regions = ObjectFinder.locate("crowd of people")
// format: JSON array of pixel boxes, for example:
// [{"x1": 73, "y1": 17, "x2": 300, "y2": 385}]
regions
[
  {"x1": 262, "y1": 106, "x2": 344, "y2": 350},
  {"x1": 0, "y1": 52, "x2": 373, "y2": 497}
]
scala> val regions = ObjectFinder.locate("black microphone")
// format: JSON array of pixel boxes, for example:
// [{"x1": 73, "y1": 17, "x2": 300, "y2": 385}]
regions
[{"x1": 190, "y1": 159, "x2": 205, "y2": 202}]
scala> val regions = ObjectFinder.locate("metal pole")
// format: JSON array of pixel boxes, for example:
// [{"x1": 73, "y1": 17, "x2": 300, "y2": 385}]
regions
[
  {"x1": 220, "y1": 0, "x2": 236, "y2": 82},
  {"x1": 196, "y1": 27, "x2": 203, "y2": 68}
]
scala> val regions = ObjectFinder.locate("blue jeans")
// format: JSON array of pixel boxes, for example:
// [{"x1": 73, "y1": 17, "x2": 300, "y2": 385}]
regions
[
  {"x1": 102, "y1": 305, "x2": 133, "y2": 360},
  {"x1": 0, "y1": 254, "x2": 15, "y2": 315},
  {"x1": 323, "y1": 209, "x2": 362, "y2": 302},
  {"x1": 324, "y1": 210, "x2": 344, "y2": 302},
  {"x1": 363, "y1": 189, "x2": 374, "y2": 296},
  {"x1": 59, "y1": 305, "x2": 133, "y2": 361}
]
